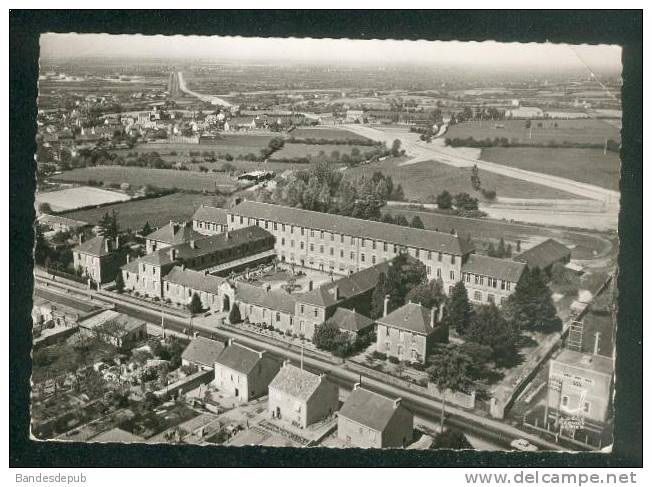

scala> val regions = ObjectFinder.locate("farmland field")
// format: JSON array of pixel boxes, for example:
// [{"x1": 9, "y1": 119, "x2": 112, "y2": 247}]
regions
[
  {"x1": 480, "y1": 147, "x2": 621, "y2": 191},
  {"x1": 36, "y1": 186, "x2": 131, "y2": 212},
  {"x1": 60, "y1": 193, "x2": 222, "y2": 231},
  {"x1": 289, "y1": 127, "x2": 372, "y2": 142},
  {"x1": 445, "y1": 119, "x2": 621, "y2": 145},
  {"x1": 344, "y1": 158, "x2": 577, "y2": 201},
  {"x1": 120, "y1": 135, "x2": 276, "y2": 159},
  {"x1": 51, "y1": 166, "x2": 238, "y2": 192},
  {"x1": 272, "y1": 143, "x2": 377, "y2": 161}
]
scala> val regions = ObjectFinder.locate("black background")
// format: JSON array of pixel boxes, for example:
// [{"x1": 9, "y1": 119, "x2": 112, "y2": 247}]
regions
[{"x1": 10, "y1": 9, "x2": 643, "y2": 468}]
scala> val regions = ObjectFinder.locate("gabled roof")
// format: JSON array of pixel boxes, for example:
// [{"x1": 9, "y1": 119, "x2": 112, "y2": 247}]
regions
[
  {"x1": 228, "y1": 201, "x2": 474, "y2": 256},
  {"x1": 268, "y1": 363, "x2": 324, "y2": 401},
  {"x1": 192, "y1": 205, "x2": 228, "y2": 225},
  {"x1": 462, "y1": 254, "x2": 526, "y2": 283},
  {"x1": 513, "y1": 239, "x2": 571, "y2": 270},
  {"x1": 73, "y1": 235, "x2": 114, "y2": 257},
  {"x1": 297, "y1": 260, "x2": 391, "y2": 308},
  {"x1": 146, "y1": 221, "x2": 205, "y2": 245},
  {"x1": 327, "y1": 308, "x2": 374, "y2": 333},
  {"x1": 215, "y1": 342, "x2": 267, "y2": 375},
  {"x1": 234, "y1": 282, "x2": 297, "y2": 315},
  {"x1": 338, "y1": 386, "x2": 404, "y2": 432},
  {"x1": 163, "y1": 266, "x2": 225, "y2": 295},
  {"x1": 376, "y1": 302, "x2": 435, "y2": 335},
  {"x1": 182, "y1": 336, "x2": 226, "y2": 367}
]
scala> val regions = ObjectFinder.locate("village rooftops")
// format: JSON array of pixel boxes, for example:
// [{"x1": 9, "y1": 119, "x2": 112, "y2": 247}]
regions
[
  {"x1": 234, "y1": 282, "x2": 298, "y2": 315},
  {"x1": 79, "y1": 310, "x2": 144, "y2": 335},
  {"x1": 191, "y1": 205, "x2": 228, "y2": 225},
  {"x1": 215, "y1": 341, "x2": 269, "y2": 375},
  {"x1": 513, "y1": 238, "x2": 572, "y2": 270},
  {"x1": 181, "y1": 336, "x2": 226, "y2": 368},
  {"x1": 268, "y1": 362, "x2": 325, "y2": 401},
  {"x1": 146, "y1": 220, "x2": 205, "y2": 245},
  {"x1": 73, "y1": 235, "x2": 116, "y2": 257},
  {"x1": 228, "y1": 201, "x2": 474, "y2": 256},
  {"x1": 338, "y1": 385, "x2": 405, "y2": 432},
  {"x1": 461, "y1": 254, "x2": 527, "y2": 283},
  {"x1": 297, "y1": 260, "x2": 392, "y2": 308},
  {"x1": 135, "y1": 225, "x2": 274, "y2": 267},
  {"x1": 163, "y1": 266, "x2": 226, "y2": 295},
  {"x1": 327, "y1": 307, "x2": 374, "y2": 333},
  {"x1": 376, "y1": 302, "x2": 437, "y2": 335}
]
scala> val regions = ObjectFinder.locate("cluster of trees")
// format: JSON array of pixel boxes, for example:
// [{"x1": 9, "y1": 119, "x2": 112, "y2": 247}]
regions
[
  {"x1": 486, "y1": 238, "x2": 513, "y2": 258},
  {"x1": 260, "y1": 137, "x2": 285, "y2": 160},
  {"x1": 370, "y1": 253, "x2": 429, "y2": 319},
  {"x1": 286, "y1": 136, "x2": 380, "y2": 147},
  {"x1": 380, "y1": 213, "x2": 424, "y2": 229},
  {"x1": 445, "y1": 136, "x2": 621, "y2": 152},
  {"x1": 469, "y1": 164, "x2": 498, "y2": 201},
  {"x1": 252, "y1": 163, "x2": 405, "y2": 221},
  {"x1": 312, "y1": 322, "x2": 371, "y2": 357},
  {"x1": 97, "y1": 210, "x2": 119, "y2": 239}
]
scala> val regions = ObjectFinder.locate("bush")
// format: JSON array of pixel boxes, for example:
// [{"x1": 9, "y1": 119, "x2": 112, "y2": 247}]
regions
[
  {"x1": 372, "y1": 351, "x2": 387, "y2": 361},
  {"x1": 228, "y1": 304, "x2": 241, "y2": 324},
  {"x1": 388, "y1": 356, "x2": 400, "y2": 364}
]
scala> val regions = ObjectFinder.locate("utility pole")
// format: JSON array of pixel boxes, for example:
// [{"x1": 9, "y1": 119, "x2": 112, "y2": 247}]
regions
[
  {"x1": 160, "y1": 300, "x2": 166, "y2": 339},
  {"x1": 603, "y1": 137, "x2": 607, "y2": 156},
  {"x1": 300, "y1": 338, "x2": 304, "y2": 371}
]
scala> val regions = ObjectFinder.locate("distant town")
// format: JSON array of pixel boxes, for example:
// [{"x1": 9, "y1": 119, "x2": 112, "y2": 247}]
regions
[{"x1": 32, "y1": 41, "x2": 620, "y2": 450}]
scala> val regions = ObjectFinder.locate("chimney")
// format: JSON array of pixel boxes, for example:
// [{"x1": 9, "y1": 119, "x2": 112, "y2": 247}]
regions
[
  {"x1": 224, "y1": 231, "x2": 229, "y2": 241},
  {"x1": 593, "y1": 331, "x2": 601, "y2": 356},
  {"x1": 258, "y1": 350, "x2": 265, "y2": 358},
  {"x1": 383, "y1": 295, "x2": 390, "y2": 317},
  {"x1": 308, "y1": 280, "x2": 313, "y2": 291},
  {"x1": 181, "y1": 264, "x2": 186, "y2": 272},
  {"x1": 393, "y1": 398, "x2": 402, "y2": 409},
  {"x1": 126, "y1": 254, "x2": 130, "y2": 263},
  {"x1": 430, "y1": 307, "x2": 436, "y2": 327},
  {"x1": 169, "y1": 248, "x2": 175, "y2": 261},
  {"x1": 228, "y1": 338, "x2": 234, "y2": 347},
  {"x1": 193, "y1": 331, "x2": 199, "y2": 338},
  {"x1": 438, "y1": 302, "x2": 445, "y2": 323},
  {"x1": 78, "y1": 234, "x2": 83, "y2": 244},
  {"x1": 115, "y1": 235, "x2": 120, "y2": 248},
  {"x1": 190, "y1": 240, "x2": 196, "y2": 249},
  {"x1": 333, "y1": 285, "x2": 340, "y2": 300},
  {"x1": 353, "y1": 382, "x2": 360, "y2": 391},
  {"x1": 104, "y1": 239, "x2": 110, "y2": 253}
]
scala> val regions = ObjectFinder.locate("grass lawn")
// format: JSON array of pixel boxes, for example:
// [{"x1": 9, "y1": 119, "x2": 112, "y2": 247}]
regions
[
  {"x1": 272, "y1": 143, "x2": 376, "y2": 161},
  {"x1": 290, "y1": 127, "x2": 372, "y2": 141},
  {"x1": 52, "y1": 166, "x2": 238, "y2": 193},
  {"x1": 61, "y1": 192, "x2": 223, "y2": 231},
  {"x1": 479, "y1": 147, "x2": 620, "y2": 191},
  {"x1": 344, "y1": 158, "x2": 577, "y2": 201},
  {"x1": 445, "y1": 119, "x2": 621, "y2": 145},
  {"x1": 36, "y1": 186, "x2": 131, "y2": 212}
]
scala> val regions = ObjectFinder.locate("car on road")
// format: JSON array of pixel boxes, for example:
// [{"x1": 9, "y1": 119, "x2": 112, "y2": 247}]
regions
[{"x1": 510, "y1": 438, "x2": 539, "y2": 452}]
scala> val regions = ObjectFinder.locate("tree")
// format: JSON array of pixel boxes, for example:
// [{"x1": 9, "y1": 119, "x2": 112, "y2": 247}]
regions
[
  {"x1": 405, "y1": 278, "x2": 445, "y2": 309},
  {"x1": 370, "y1": 272, "x2": 391, "y2": 319},
  {"x1": 503, "y1": 267, "x2": 562, "y2": 333},
  {"x1": 427, "y1": 344, "x2": 474, "y2": 432},
  {"x1": 188, "y1": 292, "x2": 203, "y2": 314},
  {"x1": 34, "y1": 226, "x2": 51, "y2": 266},
  {"x1": 391, "y1": 139, "x2": 402, "y2": 157},
  {"x1": 430, "y1": 428, "x2": 473, "y2": 449},
  {"x1": 470, "y1": 164, "x2": 481, "y2": 191},
  {"x1": 141, "y1": 221, "x2": 152, "y2": 236},
  {"x1": 453, "y1": 192, "x2": 479, "y2": 211},
  {"x1": 394, "y1": 214, "x2": 409, "y2": 227},
  {"x1": 38, "y1": 202, "x2": 53, "y2": 214},
  {"x1": 465, "y1": 303, "x2": 519, "y2": 367},
  {"x1": 448, "y1": 281, "x2": 472, "y2": 335},
  {"x1": 436, "y1": 190, "x2": 453, "y2": 210},
  {"x1": 114, "y1": 271, "x2": 125, "y2": 293},
  {"x1": 312, "y1": 321, "x2": 352, "y2": 357},
  {"x1": 410, "y1": 215, "x2": 425, "y2": 229},
  {"x1": 228, "y1": 303, "x2": 241, "y2": 324},
  {"x1": 97, "y1": 210, "x2": 119, "y2": 238}
]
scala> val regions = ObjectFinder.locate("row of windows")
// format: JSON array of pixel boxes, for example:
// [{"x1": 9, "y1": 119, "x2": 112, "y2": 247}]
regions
[
  {"x1": 463, "y1": 272, "x2": 512, "y2": 290},
  {"x1": 196, "y1": 221, "x2": 224, "y2": 232},
  {"x1": 472, "y1": 290, "x2": 507, "y2": 305}
]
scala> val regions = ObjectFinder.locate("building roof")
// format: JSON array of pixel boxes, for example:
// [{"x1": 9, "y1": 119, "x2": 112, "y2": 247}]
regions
[
  {"x1": 235, "y1": 282, "x2": 297, "y2": 315},
  {"x1": 327, "y1": 307, "x2": 374, "y2": 333},
  {"x1": 215, "y1": 342, "x2": 268, "y2": 375},
  {"x1": 462, "y1": 254, "x2": 527, "y2": 283},
  {"x1": 73, "y1": 235, "x2": 114, "y2": 257},
  {"x1": 338, "y1": 386, "x2": 404, "y2": 432},
  {"x1": 79, "y1": 309, "x2": 145, "y2": 335},
  {"x1": 192, "y1": 205, "x2": 228, "y2": 225},
  {"x1": 376, "y1": 302, "x2": 436, "y2": 335},
  {"x1": 553, "y1": 349, "x2": 614, "y2": 376},
  {"x1": 297, "y1": 260, "x2": 392, "y2": 308},
  {"x1": 268, "y1": 363, "x2": 324, "y2": 401},
  {"x1": 181, "y1": 336, "x2": 226, "y2": 367},
  {"x1": 514, "y1": 239, "x2": 571, "y2": 270},
  {"x1": 136, "y1": 225, "x2": 273, "y2": 268},
  {"x1": 37, "y1": 213, "x2": 89, "y2": 229},
  {"x1": 228, "y1": 201, "x2": 474, "y2": 256},
  {"x1": 146, "y1": 221, "x2": 205, "y2": 245},
  {"x1": 163, "y1": 266, "x2": 225, "y2": 295},
  {"x1": 89, "y1": 427, "x2": 144, "y2": 443}
]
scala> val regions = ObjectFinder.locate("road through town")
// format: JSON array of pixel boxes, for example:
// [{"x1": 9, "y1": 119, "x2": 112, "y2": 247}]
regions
[{"x1": 34, "y1": 276, "x2": 569, "y2": 451}]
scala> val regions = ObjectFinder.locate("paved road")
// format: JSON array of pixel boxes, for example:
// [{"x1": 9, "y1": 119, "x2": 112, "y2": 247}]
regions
[
  {"x1": 340, "y1": 124, "x2": 620, "y2": 207},
  {"x1": 34, "y1": 277, "x2": 569, "y2": 451},
  {"x1": 176, "y1": 72, "x2": 233, "y2": 108}
]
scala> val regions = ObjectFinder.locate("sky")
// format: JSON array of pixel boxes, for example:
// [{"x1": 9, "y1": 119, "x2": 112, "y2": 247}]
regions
[{"x1": 40, "y1": 34, "x2": 622, "y2": 71}]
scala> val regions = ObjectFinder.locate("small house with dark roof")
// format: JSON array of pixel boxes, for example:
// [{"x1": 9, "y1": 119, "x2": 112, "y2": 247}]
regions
[
  {"x1": 72, "y1": 235, "x2": 125, "y2": 284},
  {"x1": 268, "y1": 361, "x2": 338, "y2": 428},
  {"x1": 326, "y1": 307, "x2": 374, "y2": 339},
  {"x1": 37, "y1": 214, "x2": 90, "y2": 234},
  {"x1": 513, "y1": 238, "x2": 571, "y2": 274},
  {"x1": 181, "y1": 336, "x2": 227, "y2": 370},
  {"x1": 213, "y1": 341, "x2": 281, "y2": 402},
  {"x1": 337, "y1": 384, "x2": 413, "y2": 448},
  {"x1": 234, "y1": 282, "x2": 298, "y2": 333},
  {"x1": 461, "y1": 254, "x2": 527, "y2": 306},
  {"x1": 376, "y1": 302, "x2": 446, "y2": 364},
  {"x1": 192, "y1": 205, "x2": 228, "y2": 236},
  {"x1": 145, "y1": 220, "x2": 205, "y2": 254},
  {"x1": 163, "y1": 266, "x2": 227, "y2": 310}
]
